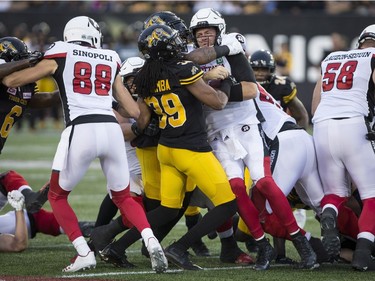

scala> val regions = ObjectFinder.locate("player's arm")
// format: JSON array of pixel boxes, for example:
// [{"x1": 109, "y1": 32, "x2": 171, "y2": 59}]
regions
[
  {"x1": 113, "y1": 75, "x2": 140, "y2": 119},
  {"x1": 135, "y1": 98, "x2": 152, "y2": 131},
  {"x1": 0, "y1": 51, "x2": 43, "y2": 80},
  {"x1": 0, "y1": 190, "x2": 28, "y2": 253},
  {"x1": 226, "y1": 53, "x2": 258, "y2": 100},
  {"x1": 113, "y1": 110, "x2": 137, "y2": 142},
  {"x1": 287, "y1": 97, "x2": 309, "y2": 129},
  {"x1": 311, "y1": 74, "x2": 322, "y2": 116},
  {"x1": 0, "y1": 210, "x2": 28, "y2": 253},
  {"x1": 2, "y1": 59, "x2": 57, "y2": 88},
  {"x1": 186, "y1": 77, "x2": 229, "y2": 110}
]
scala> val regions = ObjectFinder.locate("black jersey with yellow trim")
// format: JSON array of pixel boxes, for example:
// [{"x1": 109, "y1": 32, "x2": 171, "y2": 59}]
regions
[
  {"x1": 263, "y1": 75, "x2": 297, "y2": 112},
  {"x1": 0, "y1": 82, "x2": 37, "y2": 153},
  {"x1": 144, "y1": 60, "x2": 211, "y2": 152}
]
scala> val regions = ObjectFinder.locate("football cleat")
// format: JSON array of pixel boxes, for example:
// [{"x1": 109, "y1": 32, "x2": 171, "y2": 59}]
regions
[
  {"x1": 90, "y1": 224, "x2": 114, "y2": 254},
  {"x1": 62, "y1": 251, "x2": 96, "y2": 272},
  {"x1": 165, "y1": 242, "x2": 202, "y2": 270},
  {"x1": 254, "y1": 237, "x2": 276, "y2": 271},
  {"x1": 320, "y1": 207, "x2": 340, "y2": 262},
  {"x1": 78, "y1": 221, "x2": 95, "y2": 238},
  {"x1": 145, "y1": 237, "x2": 168, "y2": 273},
  {"x1": 191, "y1": 240, "x2": 211, "y2": 257},
  {"x1": 292, "y1": 232, "x2": 319, "y2": 269},
  {"x1": 99, "y1": 242, "x2": 135, "y2": 268},
  {"x1": 352, "y1": 238, "x2": 375, "y2": 271}
]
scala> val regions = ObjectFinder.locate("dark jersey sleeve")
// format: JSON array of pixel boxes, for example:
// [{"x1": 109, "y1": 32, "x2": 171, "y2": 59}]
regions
[
  {"x1": 226, "y1": 53, "x2": 256, "y2": 82},
  {"x1": 268, "y1": 75, "x2": 297, "y2": 109}
]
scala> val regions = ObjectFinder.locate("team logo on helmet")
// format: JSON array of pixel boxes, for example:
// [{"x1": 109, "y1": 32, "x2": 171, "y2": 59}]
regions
[
  {"x1": 146, "y1": 28, "x2": 171, "y2": 47},
  {"x1": 0, "y1": 40, "x2": 17, "y2": 53},
  {"x1": 144, "y1": 16, "x2": 166, "y2": 29}
]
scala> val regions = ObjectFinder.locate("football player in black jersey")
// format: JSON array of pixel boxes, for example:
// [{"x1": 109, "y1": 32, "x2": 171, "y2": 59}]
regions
[
  {"x1": 99, "y1": 24, "x2": 237, "y2": 271},
  {"x1": 0, "y1": 37, "x2": 57, "y2": 214},
  {"x1": 249, "y1": 49, "x2": 309, "y2": 129}
]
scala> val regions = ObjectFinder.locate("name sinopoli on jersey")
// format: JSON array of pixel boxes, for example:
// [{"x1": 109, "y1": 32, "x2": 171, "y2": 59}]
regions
[
  {"x1": 73, "y1": 49, "x2": 113, "y2": 61},
  {"x1": 324, "y1": 51, "x2": 372, "y2": 62}
]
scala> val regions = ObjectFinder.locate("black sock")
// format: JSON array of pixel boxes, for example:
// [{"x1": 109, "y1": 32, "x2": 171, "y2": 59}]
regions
[
  {"x1": 95, "y1": 194, "x2": 118, "y2": 227},
  {"x1": 185, "y1": 213, "x2": 202, "y2": 230},
  {"x1": 111, "y1": 205, "x2": 180, "y2": 254},
  {"x1": 143, "y1": 196, "x2": 161, "y2": 212},
  {"x1": 177, "y1": 199, "x2": 237, "y2": 251}
]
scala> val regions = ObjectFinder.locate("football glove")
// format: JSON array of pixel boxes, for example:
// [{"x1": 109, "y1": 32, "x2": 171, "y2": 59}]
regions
[
  {"x1": 7, "y1": 190, "x2": 25, "y2": 211},
  {"x1": 366, "y1": 130, "x2": 375, "y2": 141},
  {"x1": 221, "y1": 35, "x2": 245, "y2": 56},
  {"x1": 28, "y1": 51, "x2": 44, "y2": 66},
  {"x1": 143, "y1": 117, "x2": 160, "y2": 136}
]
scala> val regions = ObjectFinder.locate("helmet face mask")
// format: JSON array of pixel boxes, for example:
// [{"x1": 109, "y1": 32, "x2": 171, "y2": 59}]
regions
[
  {"x1": 357, "y1": 24, "x2": 375, "y2": 48},
  {"x1": 190, "y1": 8, "x2": 226, "y2": 47},
  {"x1": 249, "y1": 49, "x2": 276, "y2": 84},
  {"x1": 0, "y1": 36, "x2": 29, "y2": 62},
  {"x1": 63, "y1": 16, "x2": 103, "y2": 48},
  {"x1": 143, "y1": 11, "x2": 191, "y2": 45},
  {"x1": 138, "y1": 24, "x2": 185, "y2": 61}
]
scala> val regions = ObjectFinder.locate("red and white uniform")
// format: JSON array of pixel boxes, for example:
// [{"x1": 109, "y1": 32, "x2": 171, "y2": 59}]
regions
[
  {"x1": 313, "y1": 48, "x2": 375, "y2": 241},
  {"x1": 44, "y1": 41, "x2": 130, "y2": 193},
  {"x1": 256, "y1": 84, "x2": 324, "y2": 215},
  {"x1": 312, "y1": 48, "x2": 375, "y2": 200}
]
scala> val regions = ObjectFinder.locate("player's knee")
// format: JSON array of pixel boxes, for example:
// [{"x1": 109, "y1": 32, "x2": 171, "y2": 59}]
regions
[{"x1": 48, "y1": 171, "x2": 70, "y2": 200}]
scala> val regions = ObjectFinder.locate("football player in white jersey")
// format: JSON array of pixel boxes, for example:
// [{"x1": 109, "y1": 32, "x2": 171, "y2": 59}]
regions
[
  {"x1": 312, "y1": 24, "x2": 375, "y2": 271},
  {"x1": 189, "y1": 7, "x2": 317, "y2": 270},
  {"x1": 2, "y1": 16, "x2": 168, "y2": 274}
]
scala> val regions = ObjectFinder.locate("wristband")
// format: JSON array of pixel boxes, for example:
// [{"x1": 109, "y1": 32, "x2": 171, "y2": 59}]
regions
[{"x1": 228, "y1": 83, "x2": 244, "y2": 101}]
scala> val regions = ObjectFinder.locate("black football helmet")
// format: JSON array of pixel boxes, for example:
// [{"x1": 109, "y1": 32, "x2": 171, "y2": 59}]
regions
[
  {"x1": 143, "y1": 11, "x2": 191, "y2": 44},
  {"x1": 249, "y1": 49, "x2": 276, "y2": 84},
  {"x1": 138, "y1": 24, "x2": 185, "y2": 61},
  {"x1": 0, "y1": 36, "x2": 29, "y2": 62}
]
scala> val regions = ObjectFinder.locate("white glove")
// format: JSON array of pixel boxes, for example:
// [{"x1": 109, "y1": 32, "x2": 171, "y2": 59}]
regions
[
  {"x1": 7, "y1": 190, "x2": 25, "y2": 211},
  {"x1": 221, "y1": 33, "x2": 246, "y2": 56}
]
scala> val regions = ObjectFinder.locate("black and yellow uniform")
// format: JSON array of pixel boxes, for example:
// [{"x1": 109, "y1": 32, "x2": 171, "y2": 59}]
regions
[
  {"x1": 0, "y1": 82, "x2": 37, "y2": 153},
  {"x1": 143, "y1": 60, "x2": 235, "y2": 209},
  {"x1": 262, "y1": 75, "x2": 296, "y2": 112}
]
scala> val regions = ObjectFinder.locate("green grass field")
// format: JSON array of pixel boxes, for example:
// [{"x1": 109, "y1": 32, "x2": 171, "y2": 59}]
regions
[{"x1": 0, "y1": 123, "x2": 373, "y2": 280}]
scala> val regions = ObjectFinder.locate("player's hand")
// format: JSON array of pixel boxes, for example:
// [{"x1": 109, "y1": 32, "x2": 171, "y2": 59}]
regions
[
  {"x1": 221, "y1": 35, "x2": 245, "y2": 56},
  {"x1": 143, "y1": 117, "x2": 160, "y2": 136},
  {"x1": 7, "y1": 190, "x2": 25, "y2": 211},
  {"x1": 29, "y1": 51, "x2": 44, "y2": 66},
  {"x1": 204, "y1": 66, "x2": 229, "y2": 82},
  {"x1": 366, "y1": 130, "x2": 375, "y2": 141}
]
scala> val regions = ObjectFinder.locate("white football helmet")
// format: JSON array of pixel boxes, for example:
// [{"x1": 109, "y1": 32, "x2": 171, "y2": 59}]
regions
[
  {"x1": 120, "y1": 56, "x2": 145, "y2": 79},
  {"x1": 120, "y1": 56, "x2": 144, "y2": 98},
  {"x1": 63, "y1": 16, "x2": 102, "y2": 48},
  {"x1": 357, "y1": 24, "x2": 375, "y2": 48},
  {"x1": 190, "y1": 8, "x2": 226, "y2": 46}
]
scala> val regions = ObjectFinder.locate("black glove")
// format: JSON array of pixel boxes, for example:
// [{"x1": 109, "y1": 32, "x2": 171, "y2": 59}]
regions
[
  {"x1": 28, "y1": 51, "x2": 44, "y2": 66},
  {"x1": 219, "y1": 75, "x2": 238, "y2": 98},
  {"x1": 143, "y1": 117, "x2": 160, "y2": 136},
  {"x1": 366, "y1": 130, "x2": 375, "y2": 141}
]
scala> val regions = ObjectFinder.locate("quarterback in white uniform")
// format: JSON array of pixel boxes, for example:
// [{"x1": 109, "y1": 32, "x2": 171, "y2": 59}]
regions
[
  {"x1": 3, "y1": 16, "x2": 167, "y2": 274},
  {"x1": 312, "y1": 24, "x2": 375, "y2": 271}
]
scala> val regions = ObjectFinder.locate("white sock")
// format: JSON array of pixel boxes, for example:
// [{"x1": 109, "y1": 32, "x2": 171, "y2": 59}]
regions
[
  {"x1": 141, "y1": 228, "x2": 156, "y2": 247},
  {"x1": 72, "y1": 236, "x2": 90, "y2": 256}
]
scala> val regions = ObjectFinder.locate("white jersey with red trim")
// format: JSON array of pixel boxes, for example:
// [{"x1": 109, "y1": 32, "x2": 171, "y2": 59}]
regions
[
  {"x1": 189, "y1": 40, "x2": 259, "y2": 137},
  {"x1": 256, "y1": 83, "x2": 296, "y2": 140},
  {"x1": 44, "y1": 41, "x2": 120, "y2": 124},
  {"x1": 312, "y1": 48, "x2": 375, "y2": 123}
]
